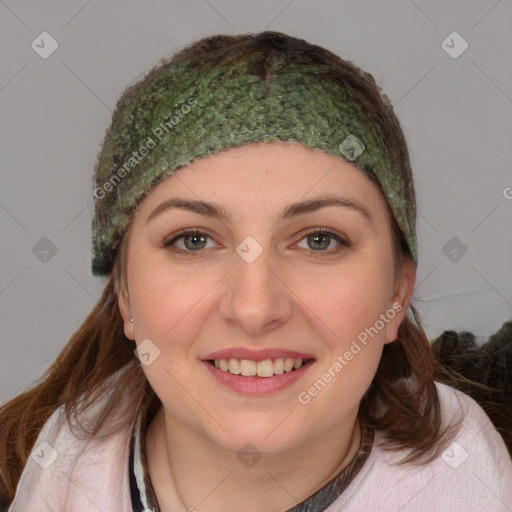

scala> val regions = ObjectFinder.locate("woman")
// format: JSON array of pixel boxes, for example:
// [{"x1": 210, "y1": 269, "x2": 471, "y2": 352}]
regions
[{"x1": 1, "y1": 31, "x2": 511, "y2": 512}]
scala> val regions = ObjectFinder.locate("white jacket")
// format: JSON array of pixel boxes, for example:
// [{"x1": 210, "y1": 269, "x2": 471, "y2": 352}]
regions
[{"x1": 8, "y1": 375, "x2": 512, "y2": 511}]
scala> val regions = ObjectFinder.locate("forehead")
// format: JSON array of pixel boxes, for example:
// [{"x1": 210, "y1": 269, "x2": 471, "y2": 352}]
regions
[{"x1": 134, "y1": 141, "x2": 389, "y2": 220}]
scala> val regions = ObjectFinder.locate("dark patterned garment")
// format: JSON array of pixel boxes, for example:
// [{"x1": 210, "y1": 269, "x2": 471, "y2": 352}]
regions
[{"x1": 130, "y1": 404, "x2": 375, "y2": 512}]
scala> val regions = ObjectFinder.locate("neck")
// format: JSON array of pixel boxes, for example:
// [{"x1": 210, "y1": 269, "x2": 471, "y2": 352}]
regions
[{"x1": 146, "y1": 406, "x2": 362, "y2": 512}]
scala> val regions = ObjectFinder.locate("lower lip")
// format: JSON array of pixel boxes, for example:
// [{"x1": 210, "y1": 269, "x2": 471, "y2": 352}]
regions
[{"x1": 202, "y1": 360, "x2": 315, "y2": 395}]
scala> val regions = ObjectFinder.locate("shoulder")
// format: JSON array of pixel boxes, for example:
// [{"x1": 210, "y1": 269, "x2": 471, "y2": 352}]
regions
[
  {"x1": 328, "y1": 381, "x2": 512, "y2": 512},
  {"x1": 434, "y1": 381, "x2": 511, "y2": 474},
  {"x1": 434, "y1": 380, "x2": 510, "y2": 472},
  {"x1": 8, "y1": 370, "x2": 135, "y2": 512}
]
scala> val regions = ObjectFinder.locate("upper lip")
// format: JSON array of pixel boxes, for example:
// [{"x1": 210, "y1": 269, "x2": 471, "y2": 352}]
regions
[{"x1": 201, "y1": 348, "x2": 315, "y2": 361}]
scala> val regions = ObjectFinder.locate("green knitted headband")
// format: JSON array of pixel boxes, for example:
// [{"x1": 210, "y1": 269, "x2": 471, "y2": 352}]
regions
[{"x1": 91, "y1": 58, "x2": 418, "y2": 276}]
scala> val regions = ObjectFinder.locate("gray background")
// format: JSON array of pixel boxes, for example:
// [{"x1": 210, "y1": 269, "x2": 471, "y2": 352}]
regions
[{"x1": 1, "y1": 0, "x2": 511, "y2": 403}]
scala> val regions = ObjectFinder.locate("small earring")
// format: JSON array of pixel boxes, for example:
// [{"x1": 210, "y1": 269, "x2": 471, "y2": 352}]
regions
[{"x1": 129, "y1": 316, "x2": 134, "y2": 332}]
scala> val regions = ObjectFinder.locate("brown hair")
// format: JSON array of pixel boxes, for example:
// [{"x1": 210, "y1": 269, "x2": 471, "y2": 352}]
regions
[{"x1": 0, "y1": 31, "x2": 478, "y2": 508}]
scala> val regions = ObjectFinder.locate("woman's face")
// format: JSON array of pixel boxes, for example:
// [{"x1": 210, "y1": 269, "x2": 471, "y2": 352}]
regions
[{"x1": 118, "y1": 141, "x2": 416, "y2": 455}]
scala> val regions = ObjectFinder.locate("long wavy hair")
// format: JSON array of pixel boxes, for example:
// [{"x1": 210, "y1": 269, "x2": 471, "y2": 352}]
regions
[{"x1": 0, "y1": 31, "x2": 490, "y2": 509}]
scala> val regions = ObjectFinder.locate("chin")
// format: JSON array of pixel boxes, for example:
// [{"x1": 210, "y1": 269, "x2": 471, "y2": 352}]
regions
[{"x1": 202, "y1": 419, "x2": 307, "y2": 457}]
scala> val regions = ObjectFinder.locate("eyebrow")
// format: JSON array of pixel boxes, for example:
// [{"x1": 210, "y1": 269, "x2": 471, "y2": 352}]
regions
[{"x1": 146, "y1": 195, "x2": 374, "y2": 226}]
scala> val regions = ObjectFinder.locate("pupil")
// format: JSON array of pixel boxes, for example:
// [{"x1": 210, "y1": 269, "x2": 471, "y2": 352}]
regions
[
  {"x1": 309, "y1": 233, "x2": 329, "y2": 250},
  {"x1": 185, "y1": 233, "x2": 206, "y2": 250}
]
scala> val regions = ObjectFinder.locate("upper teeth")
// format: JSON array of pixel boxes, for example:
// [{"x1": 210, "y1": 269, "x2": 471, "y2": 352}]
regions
[{"x1": 214, "y1": 358, "x2": 304, "y2": 377}]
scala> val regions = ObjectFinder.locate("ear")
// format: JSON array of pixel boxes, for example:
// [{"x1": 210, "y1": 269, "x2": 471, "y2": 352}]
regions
[
  {"x1": 384, "y1": 257, "x2": 416, "y2": 344},
  {"x1": 117, "y1": 285, "x2": 135, "y2": 341}
]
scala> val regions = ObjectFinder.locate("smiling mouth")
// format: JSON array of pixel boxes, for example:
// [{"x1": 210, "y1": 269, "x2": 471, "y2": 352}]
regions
[{"x1": 208, "y1": 357, "x2": 314, "y2": 378}]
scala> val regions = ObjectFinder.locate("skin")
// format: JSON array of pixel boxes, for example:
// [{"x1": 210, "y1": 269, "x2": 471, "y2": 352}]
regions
[{"x1": 116, "y1": 141, "x2": 416, "y2": 512}]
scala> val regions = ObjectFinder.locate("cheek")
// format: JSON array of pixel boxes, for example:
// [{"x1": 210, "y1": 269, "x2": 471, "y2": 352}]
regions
[
  {"x1": 297, "y1": 281, "x2": 387, "y2": 417},
  {"x1": 300, "y1": 265, "x2": 391, "y2": 347},
  {"x1": 127, "y1": 266, "x2": 215, "y2": 427},
  {"x1": 127, "y1": 260, "x2": 222, "y2": 383},
  {"x1": 129, "y1": 256, "x2": 211, "y2": 339},
  {"x1": 293, "y1": 265, "x2": 390, "y2": 402}
]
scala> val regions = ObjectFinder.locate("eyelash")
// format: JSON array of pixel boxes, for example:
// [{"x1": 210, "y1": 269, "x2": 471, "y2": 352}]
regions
[{"x1": 161, "y1": 227, "x2": 350, "y2": 258}]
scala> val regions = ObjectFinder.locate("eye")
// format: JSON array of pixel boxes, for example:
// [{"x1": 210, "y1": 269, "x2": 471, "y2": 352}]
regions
[
  {"x1": 296, "y1": 228, "x2": 350, "y2": 255},
  {"x1": 162, "y1": 230, "x2": 216, "y2": 255},
  {"x1": 162, "y1": 227, "x2": 350, "y2": 257}
]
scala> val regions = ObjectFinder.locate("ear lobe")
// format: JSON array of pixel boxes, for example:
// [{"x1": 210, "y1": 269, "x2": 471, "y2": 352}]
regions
[
  {"x1": 117, "y1": 290, "x2": 134, "y2": 340},
  {"x1": 384, "y1": 257, "x2": 417, "y2": 344}
]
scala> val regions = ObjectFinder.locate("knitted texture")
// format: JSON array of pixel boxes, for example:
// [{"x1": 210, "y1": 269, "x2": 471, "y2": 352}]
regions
[{"x1": 91, "y1": 57, "x2": 418, "y2": 276}]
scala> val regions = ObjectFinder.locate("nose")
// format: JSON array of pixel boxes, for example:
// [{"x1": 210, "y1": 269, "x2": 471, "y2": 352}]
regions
[{"x1": 218, "y1": 244, "x2": 293, "y2": 337}]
